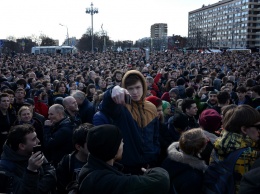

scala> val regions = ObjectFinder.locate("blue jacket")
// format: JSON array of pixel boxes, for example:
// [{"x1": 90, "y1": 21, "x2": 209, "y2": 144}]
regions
[{"x1": 99, "y1": 70, "x2": 160, "y2": 167}]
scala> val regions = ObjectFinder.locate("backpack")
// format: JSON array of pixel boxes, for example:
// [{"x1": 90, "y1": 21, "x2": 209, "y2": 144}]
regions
[
  {"x1": 66, "y1": 170, "x2": 94, "y2": 194},
  {"x1": 202, "y1": 147, "x2": 249, "y2": 194}
]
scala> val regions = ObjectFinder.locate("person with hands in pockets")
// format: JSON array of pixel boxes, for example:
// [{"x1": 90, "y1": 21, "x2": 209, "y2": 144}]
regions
[
  {"x1": 0, "y1": 124, "x2": 56, "y2": 194},
  {"x1": 98, "y1": 70, "x2": 160, "y2": 175}
]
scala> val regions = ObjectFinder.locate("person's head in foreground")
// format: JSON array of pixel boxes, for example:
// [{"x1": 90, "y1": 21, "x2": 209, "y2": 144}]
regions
[
  {"x1": 87, "y1": 124, "x2": 123, "y2": 164},
  {"x1": 222, "y1": 105, "x2": 260, "y2": 142}
]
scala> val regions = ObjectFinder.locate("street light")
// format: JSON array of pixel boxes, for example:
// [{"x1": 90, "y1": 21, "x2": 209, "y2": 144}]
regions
[
  {"x1": 101, "y1": 24, "x2": 106, "y2": 52},
  {"x1": 86, "y1": 2, "x2": 98, "y2": 53},
  {"x1": 59, "y1": 23, "x2": 69, "y2": 46}
]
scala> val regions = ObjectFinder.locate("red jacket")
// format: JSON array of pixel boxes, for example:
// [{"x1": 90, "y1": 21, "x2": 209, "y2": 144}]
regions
[{"x1": 34, "y1": 96, "x2": 49, "y2": 118}]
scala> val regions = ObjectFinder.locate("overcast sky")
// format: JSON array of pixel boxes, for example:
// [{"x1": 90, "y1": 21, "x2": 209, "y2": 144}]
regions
[{"x1": 0, "y1": 0, "x2": 217, "y2": 44}]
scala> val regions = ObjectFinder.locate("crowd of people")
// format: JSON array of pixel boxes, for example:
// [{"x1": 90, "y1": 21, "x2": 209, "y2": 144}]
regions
[{"x1": 0, "y1": 49, "x2": 259, "y2": 194}]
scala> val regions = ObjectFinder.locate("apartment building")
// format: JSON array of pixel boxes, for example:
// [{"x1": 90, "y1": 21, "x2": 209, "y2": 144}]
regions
[
  {"x1": 150, "y1": 23, "x2": 168, "y2": 39},
  {"x1": 188, "y1": 0, "x2": 260, "y2": 50}
]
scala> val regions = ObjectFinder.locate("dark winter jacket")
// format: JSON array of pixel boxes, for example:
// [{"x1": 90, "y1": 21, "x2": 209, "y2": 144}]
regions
[
  {"x1": 0, "y1": 108, "x2": 17, "y2": 153},
  {"x1": 176, "y1": 85, "x2": 186, "y2": 99},
  {"x1": 186, "y1": 114, "x2": 199, "y2": 129},
  {"x1": 48, "y1": 92, "x2": 68, "y2": 106},
  {"x1": 162, "y1": 142, "x2": 207, "y2": 194},
  {"x1": 43, "y1": 117, "x2": 74, "y2": 166},
  {"x1": 93, "y1": 111, "x2": 112, "y2": 125},
  {"x1": 0, "y1": 144, "x2": 56, "y2": 194},
  {"x1": 78, "y1": 98, "x2": 95, "y2": 124},
  {"x1": 250, "y1": 97, "x2": 260, "y2": 109},
  {"x1": 239, "y1": 167, "x2": 260, "y2": 194},
  {"x1": 56, "y1": 151, "x2": 86, "y2": 194},
  {"x1": 65, "y1": 110, "x2": 82, "y2": 128},
  {"x1": 234, "y1": 95, "x2": 252, "y2": 106},
  {"x1": 78, "y1": 154, "x2": 170, "y2": 194},
  {"x1": 99, "y1": 70, "x2": 160, "y2": 170}
]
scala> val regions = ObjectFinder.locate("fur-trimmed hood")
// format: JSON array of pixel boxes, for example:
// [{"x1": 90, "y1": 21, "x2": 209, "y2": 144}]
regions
[{"x1": 167, "y1": 142, "x2": 208, "y2": 172}]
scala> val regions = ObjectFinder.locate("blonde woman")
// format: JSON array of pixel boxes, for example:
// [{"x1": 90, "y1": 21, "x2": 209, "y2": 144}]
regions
[{"x1": 14, "y1": 106, "x2": 43, "y2": 144}]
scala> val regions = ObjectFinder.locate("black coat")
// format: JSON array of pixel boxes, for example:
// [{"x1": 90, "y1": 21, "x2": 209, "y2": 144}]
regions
[
  {"x1": 0, "y1": 144, "x2": 56, "y2": 194},
  {"x1": 239, "y1": 167, "x2": 260, "y2": 194},
  {"x1": 43, "y1": 117, "x2": 74, "y2": 166},
  {"x1": 0, "y1": 108, "x2": 17, "y2": 153},
  {"x1": 56, "y1": 151, "x2": 86, "y2": 194},
  {"x1": 162, "y1": 142, "x2": 207, "y2": 194},
  {"x1": 78, "y1": 154, "x2": 170, "y2": 194},
  {"x1": 78, "y1": 98, "x2": 95, "y2": 124}
]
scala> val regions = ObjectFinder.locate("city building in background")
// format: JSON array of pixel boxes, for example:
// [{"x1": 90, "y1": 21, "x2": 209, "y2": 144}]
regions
[
  {"x1": 188, "y1": 0, "x2": 260, "y2": 50},
  {"x1": 150, "y1": 23, "x2": 168, "y2": 38},
  {"x1": 61, "y1": 37, "x2": 78, "y2": 46},
  {"x1": 150, "y1": 23, "x2": 168, "y2": 51},
  {"x1": 54, "y1": 40, "x2": 59, "y2": 46}
]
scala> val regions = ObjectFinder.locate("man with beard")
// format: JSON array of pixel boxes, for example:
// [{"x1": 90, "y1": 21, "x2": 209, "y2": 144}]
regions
[
  {"x1": 195, "y1": 87, "x2": 218, "y2": 115},
  {"x1": 63, "y1": 96, "x2": 82, "y2": 128},
  {"x1": 212, "y1": 91, "x2": 231, "y2": 114},
  {"x1": 113, "y1": 70, "x2": 123, "y2": 86}
]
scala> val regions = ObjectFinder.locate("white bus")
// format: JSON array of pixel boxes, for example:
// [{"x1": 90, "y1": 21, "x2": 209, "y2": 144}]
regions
[{"x1": 31, "y1": 46, "x2": 77, "y2": 54}]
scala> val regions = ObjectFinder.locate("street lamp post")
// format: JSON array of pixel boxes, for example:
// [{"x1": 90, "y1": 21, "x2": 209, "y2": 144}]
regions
[
  {"x1": 59, "y1": 24, "x2": 69, "y2": 46},
  {"x1": 86, "y1": 2, "x2": 98, "y2": 53},
  {"x1": 101, "y1": 24, "x2": 106, "y2": 52}
]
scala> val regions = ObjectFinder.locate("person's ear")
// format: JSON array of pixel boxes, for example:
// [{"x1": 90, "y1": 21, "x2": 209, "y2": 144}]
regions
[
  {"x1": 19, "y1": 143, "x2": 26, "y2": 151},
  {"x1": 241, "y1": 126, "x2": 247, "y2": 135}
]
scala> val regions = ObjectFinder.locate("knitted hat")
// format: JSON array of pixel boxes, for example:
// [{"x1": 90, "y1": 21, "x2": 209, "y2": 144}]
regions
[
  {"x1": 169, "y1": 88, "x2": 179, "y2": 96},
  {"x1": 199, "y1": 109, "x2": 222, "y2": 133},
  {"x1": 162, "y1": 100, "x2": 170, "y2": 112},
  {"x1": 54, "y1": 97, "x2": 64, "y2": 105},
  {"x1": 146, "y1": 96, "x2": 162, "y2": 107},
  {"x1": 87, "y1": 124, "x2": 122, "y2": 162},
  {"x1": 161, "y1": 92, "x2": 170, "y2": 102},
  {"x1": 172, "y1": 113, "x2": 189, "y2": 131}
]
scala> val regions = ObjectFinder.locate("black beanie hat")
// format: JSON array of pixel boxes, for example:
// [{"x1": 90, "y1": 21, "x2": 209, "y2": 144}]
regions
[{"x1": 87, "y1": 124, "x2": 122, "y2": 162}]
